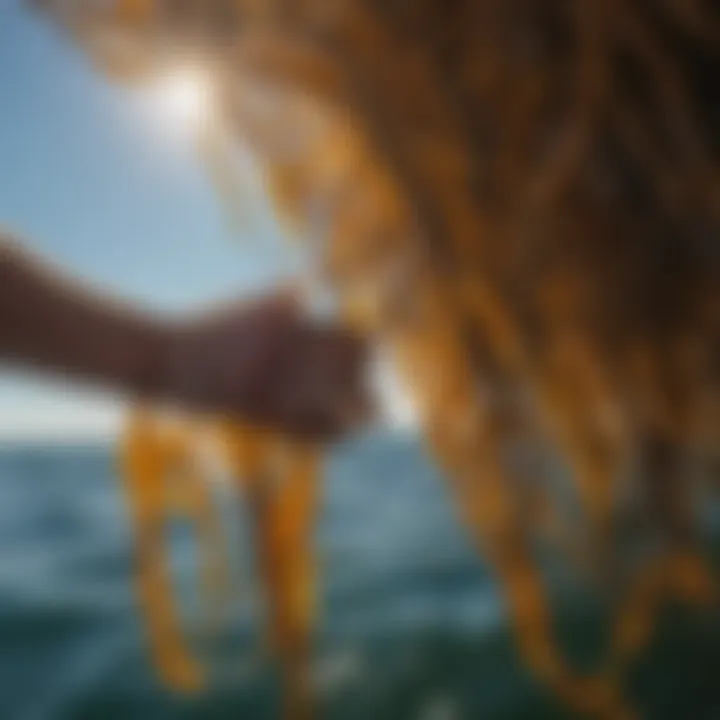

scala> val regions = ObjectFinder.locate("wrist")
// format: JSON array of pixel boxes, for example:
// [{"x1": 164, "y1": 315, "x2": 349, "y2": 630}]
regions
[{"x1": 129, "y1": 321, "x2": 182, "y2": 404}]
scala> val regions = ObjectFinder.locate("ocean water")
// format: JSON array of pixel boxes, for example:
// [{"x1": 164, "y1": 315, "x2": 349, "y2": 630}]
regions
[{"x1": 0, "y1": 435, "x2": 717, "y2": 720}]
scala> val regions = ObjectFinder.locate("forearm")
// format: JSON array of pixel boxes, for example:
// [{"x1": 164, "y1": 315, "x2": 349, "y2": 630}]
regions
[
  {"x1": 0, "y1": 236, "x2": 171, "y2": 399},
  {"x1": 0, "y1": 232, "x2": 368, "y2": 436}
]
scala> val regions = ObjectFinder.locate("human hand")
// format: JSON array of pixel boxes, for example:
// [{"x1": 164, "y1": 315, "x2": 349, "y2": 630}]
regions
[{"x1": 164, "y1": 292, "x2": 371, "y2": 439}]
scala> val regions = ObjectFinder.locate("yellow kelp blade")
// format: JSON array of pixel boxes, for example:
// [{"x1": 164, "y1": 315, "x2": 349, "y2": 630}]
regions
[
  {"x1": 223, "y1": 427, "x2": 321, "y2": 720},
  {"x1": 120, "y1": 409, "x2": 204, "y2": 692},
  {"x1": 122, "y1": 412, "x2": 323, "y2": 719},
  {"x1": 166, "y1": 428, "x2": 232, "y2": 640}
]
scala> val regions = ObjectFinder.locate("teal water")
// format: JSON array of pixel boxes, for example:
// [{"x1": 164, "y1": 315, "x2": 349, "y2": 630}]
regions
[{"x1": 0, "y1": 436, "x2": 717, "y2": 719}]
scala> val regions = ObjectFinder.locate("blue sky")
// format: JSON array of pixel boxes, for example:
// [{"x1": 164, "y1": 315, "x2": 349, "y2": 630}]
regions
[{"x1": 0, "y1": 0, "x2": 298, "y2": 439}]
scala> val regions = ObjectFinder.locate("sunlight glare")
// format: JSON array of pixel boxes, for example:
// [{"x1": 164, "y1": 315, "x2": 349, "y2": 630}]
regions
[{"x1": 151, "y1": 66, "x2": 215, "y2": 135}]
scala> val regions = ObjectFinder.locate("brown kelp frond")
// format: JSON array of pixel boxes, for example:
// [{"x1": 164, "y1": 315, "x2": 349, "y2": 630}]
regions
[{"x1": 38, "y1": 1, "x2": 720, "y2": 717}]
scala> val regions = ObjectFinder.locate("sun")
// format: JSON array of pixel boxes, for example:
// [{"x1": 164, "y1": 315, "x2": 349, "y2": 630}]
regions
[{"x1": 150, "y1": 66, "x2": 215, "y2": 134}]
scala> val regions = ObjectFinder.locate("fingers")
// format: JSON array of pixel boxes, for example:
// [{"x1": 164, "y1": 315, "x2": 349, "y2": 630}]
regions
[
  {"x1": 269, "y1": 327, "x2": 372, "y2": 439},
  {"x1": 245, "y1": 322, "x2": 368, "y2": 439},
  {"x1": 169, "y1": 289, "x2": 372, "y2": 439}
]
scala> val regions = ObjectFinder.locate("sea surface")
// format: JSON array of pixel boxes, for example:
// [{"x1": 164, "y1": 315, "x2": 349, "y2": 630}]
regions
[{"x1": 0, "y1": 435, "x2": 717, "y2": 720}]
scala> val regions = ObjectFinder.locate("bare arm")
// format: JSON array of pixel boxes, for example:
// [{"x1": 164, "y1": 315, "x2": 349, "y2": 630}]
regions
[
  {"x1": 0, "y1": 233, "x2": 367, "y2": 437},
  {"x1": 0, "y1": 238, "x2": 169, "y2": 397}
]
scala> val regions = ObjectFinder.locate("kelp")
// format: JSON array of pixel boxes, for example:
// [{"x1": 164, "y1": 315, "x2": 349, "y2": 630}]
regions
[
  {"x1": 121, "y1": 409, "x2": 319, "y2": 717},
  {"x1": 35, "y1": 1, "x2": 719, "y2": 717}
]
